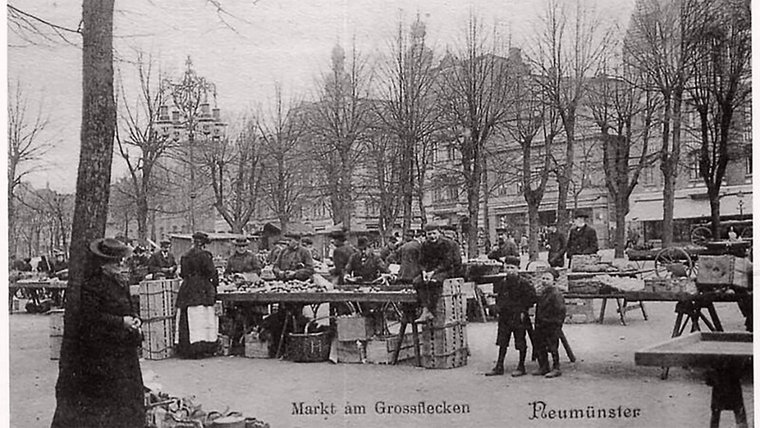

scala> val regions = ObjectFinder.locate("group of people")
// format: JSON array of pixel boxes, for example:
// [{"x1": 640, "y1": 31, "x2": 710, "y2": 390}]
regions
[
  {"x1": 328, "y1": 224, "x2": 463, "y2": 323},
  {"x1": 491, "y1": 212, "x2": 599, "y2": 269}
]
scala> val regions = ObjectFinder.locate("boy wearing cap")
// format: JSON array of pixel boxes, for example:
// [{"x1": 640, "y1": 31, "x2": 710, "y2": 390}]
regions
[
  {"x1": 486, "y1": 261, "x2": 537, "y2": 377},
  {"x1": 532, "y1": 268, "x2": 566, "y2": 378},
  {"x1": 566, "y1": 213, "x2": 598, "y2": 268},
  {"x1": 273, "y1": 233, "x2": 315, "y2": 281},
  {"x1": 148, "y1": 239, "x2": 178, "y2": 279},
  {"x1": 345, "y1": 237, "x2": 389, "y2": 282},
  {"x1": 226, "y1": 237, "x2": 262, "y2": 275},
  {"x1": 414, "y1": 223, "x2": 463, "y2": 322}
]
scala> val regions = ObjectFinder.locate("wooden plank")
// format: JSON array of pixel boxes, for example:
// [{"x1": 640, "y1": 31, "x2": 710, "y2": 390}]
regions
[
  {"x1": 635, "y1": 332, "x2": 753, "y2": 367},
  {"x1": 218, "y1": 291, "x2": 418, "y2": 304}
]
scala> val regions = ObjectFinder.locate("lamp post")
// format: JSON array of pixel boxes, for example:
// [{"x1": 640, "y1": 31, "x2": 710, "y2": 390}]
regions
[{"x1": 157, "y1": 101, "x2": 226, "y2": 232}]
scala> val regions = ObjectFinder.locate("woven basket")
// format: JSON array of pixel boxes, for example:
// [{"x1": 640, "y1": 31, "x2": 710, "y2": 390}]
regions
[{"x1": 285, "y1": 331, "x2": 332, "y2": 362}]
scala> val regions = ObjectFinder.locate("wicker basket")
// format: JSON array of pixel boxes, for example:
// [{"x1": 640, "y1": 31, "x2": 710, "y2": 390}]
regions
[{"x1": 285, "y1": 331, "x2": 332, "y2": 362}]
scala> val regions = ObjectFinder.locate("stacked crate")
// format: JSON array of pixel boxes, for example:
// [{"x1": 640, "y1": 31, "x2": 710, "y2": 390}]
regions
[
  {"x1": 139, "y1": 279, "x2": 181, "y2": 360},
  {"x1": 365, "y1": 332, "x2": 417, "y2": 364},
  {"x1": 420, "y1": 278, "x2": 469, "y2": 369},
  {"x1": 696, "y1": 255, "x2": 751, "y2": 289},
  {"x1": 335, "y1": 315, "x2": 375, "y2": 363}
]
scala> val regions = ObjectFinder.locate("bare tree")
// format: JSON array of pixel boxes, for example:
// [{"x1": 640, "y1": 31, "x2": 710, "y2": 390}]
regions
[
  {"x1": 625, "y1": 0, "x2": 707, "y2": 246},
  {"x1": 376, "y1": 16, "x2": 439, "y2": 234},
  {"x1": 115, "y1": 52, "x2": 177, "y2": 242},
  {"x1": 7, "y1": 83, "x2": 52, "y2": 255},
  {"x1": 51, "y1": 1, "x2": 117, "y2": 425},
  {"x1": 258, "y1": 86, "x2": 309, "y2": 235},
  {"x1": 587, "y1": 59, "x2": 659, "y2": 257},
  {"x1": 435, "y1": 16, "x2": 514, "y2": 256},
  {"x1": 687, "y1": 0, "x2": 751, "y2": 237},
  {"x1": 307, "y1": 42, "x2": 373, "y2": 231},
  {"x1": 200, "y1": 116, "x2": 264, "y2": 233},
  {"x1": 502, "y1": 60, "x2": 562, "y2": 260},
  {"x1": 530, "y1": 0, "x2": 611, "y2": 239}
]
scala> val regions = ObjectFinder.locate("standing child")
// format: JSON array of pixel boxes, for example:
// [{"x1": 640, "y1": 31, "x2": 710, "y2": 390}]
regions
[
  {"x1": 532, "y1": 268, "x2": 566, "y2": 378},
  {"x1": 485, "y1": 261, "x2": 536, "y2": 377}
]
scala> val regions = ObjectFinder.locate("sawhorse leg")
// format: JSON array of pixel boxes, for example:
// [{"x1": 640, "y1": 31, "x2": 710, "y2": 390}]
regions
[
  {"x1": 391, "y1": 304, "x2": 421, "y2": 367},
  {"x1": 708, "y1": 364, "x2": 748, "y2": 428},
  {"x1": 599, "y1": 298, "x2": 607, "y2": 324},
  {"x1": 558, "y1": 328, "x2": 576, "y2": 363}
]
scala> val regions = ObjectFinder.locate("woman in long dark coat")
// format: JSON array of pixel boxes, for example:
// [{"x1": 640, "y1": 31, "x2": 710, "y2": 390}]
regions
[
  {"x1": 53, "y1": 237, "x2": 145, "y2": 427},
  {"x1": 175, "y1": 231, "x2": 219, "y2": 358}
]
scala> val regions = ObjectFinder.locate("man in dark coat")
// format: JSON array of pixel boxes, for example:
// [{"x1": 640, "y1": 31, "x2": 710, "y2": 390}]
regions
[
  {"x1": 379, "y1": 235, "x2": 399, "y2": 264},
  {"x1": 486, "y1": 260, "x2": 537, "y2": 377},
  {"x1": 147, "y1": 239, "x2": 178, "y2": 278},
  {"x1": 395, "y1": 230, "x2": 422, "y2": 283},
  {"x1": 532, "y1": 268, "x2": 566, "y2": 378},
  {"x1": 414, "y1": 223, "x2": 463, "y2": 322},
  {"x1": 51, "y1": 238, "x2": 144, "y2": 427},
  {"x1": 545, "y1": 224, "x2": 566, "y2": 267},
  {"x1": 329, "y1": 230, "x2": 356, "y2": 284},
  {"x1": 566, "y1": 213, "x2": 598, "y2": 267},
  {"x1": 273, "y1": 232, "x2": 315, "y2": 281},
  {"x1": 488, "y1": 232, "x2": 520, "y2": 264},
  {"x1": 345, "y1": 237, "x2": 389, "y2": 282},
  {"x1": 225, "y1": 237, "x2": 262, "y2": 275},
  {"x1": 176, "y1": 232, "x2": 219, "y2": 359}
]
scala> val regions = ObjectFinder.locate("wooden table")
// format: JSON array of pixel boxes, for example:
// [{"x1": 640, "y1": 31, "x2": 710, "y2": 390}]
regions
[
  {"x1": 635, "y1": 332, "x2": 752, "y2": 427},
  {"x1": 218, "y1": 290, "x2": 421, "y2": 365}
]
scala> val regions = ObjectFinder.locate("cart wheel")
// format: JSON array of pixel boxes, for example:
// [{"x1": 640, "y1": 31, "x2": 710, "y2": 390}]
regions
[
  {"x1": 654, "y1": 248, "x2": 694, "y2": 278},
  {"x1": 740, "y1": 226, "x2": 752, "y2": 241},
  {"x1": 690, "y1": 226, "x2": 711, "y2": 246}
]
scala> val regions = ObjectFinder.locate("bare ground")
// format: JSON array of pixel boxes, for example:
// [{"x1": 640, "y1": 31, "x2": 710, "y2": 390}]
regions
[{"x1": 9, "y1": 298, "x2": 753, "y2": 428}]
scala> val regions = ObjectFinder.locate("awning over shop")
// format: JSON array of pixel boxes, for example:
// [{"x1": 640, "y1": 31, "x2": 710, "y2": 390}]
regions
[{"x1": 626, "y1": 190, "x2": 752, "y2": 222}]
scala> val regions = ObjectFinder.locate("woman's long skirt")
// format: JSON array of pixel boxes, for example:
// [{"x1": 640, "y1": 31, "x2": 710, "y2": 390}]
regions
[{"x1": 175, "y1": 305, "x2": 218, "y2": 358}]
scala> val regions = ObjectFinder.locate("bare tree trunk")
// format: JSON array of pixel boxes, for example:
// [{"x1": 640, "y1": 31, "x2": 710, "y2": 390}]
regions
[{"x1": 52, "y1": 0, "x2": 116, "y2": 425}]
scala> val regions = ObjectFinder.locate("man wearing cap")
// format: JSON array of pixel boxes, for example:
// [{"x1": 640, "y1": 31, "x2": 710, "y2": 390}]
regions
[
  {"x1": 566, "y1": 213, "x2": 598, "y2": 267},
  {"x1": 345, "y1": 237, "x2": 389, "y2": 282},
  {"x1": 488, "y1": 231, "x2": 520, "y2": 265},
  {"x1": 545, "y1": 224, "x2": 566, "y2": 268},
  {"x1": 301, "y1": 236, "x2": 322, "y2": 262},
  {"x1": 329, "y1": 230, "x2": 356, "y2": 284},
  {"x1": 273, "y1": 232, "x2": 315, "y2": 281},
  {"x1": 147, "y1": 239, "x2": 178, "y2": 279},
  {"x1": 415, "y1": 223, "x2": 463, "y2": 322},
  {"x1": 176, "y1": 232, "x2": 219, "y2": 359},
  {"x1": 226, "y1": 237, "x2": 262, "y2": 275}
]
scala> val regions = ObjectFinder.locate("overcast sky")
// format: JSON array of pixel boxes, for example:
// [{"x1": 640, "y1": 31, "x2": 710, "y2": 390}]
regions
[{"x1": 7, "y1": 0, "x2": 636, "y2": 193}]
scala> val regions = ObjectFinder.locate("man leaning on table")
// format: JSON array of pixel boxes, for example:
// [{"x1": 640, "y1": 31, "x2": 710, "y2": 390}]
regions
[{"x1": 273, "y1": 232, "x2": 315, "y2": 281}]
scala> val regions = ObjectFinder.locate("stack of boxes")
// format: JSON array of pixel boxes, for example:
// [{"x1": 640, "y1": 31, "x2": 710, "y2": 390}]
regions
[
  {"x1": 139, "y1": 279, "x2": 181, "y2": 360},
  {"x1": 335, "y1": 314, "x2": 417, "y2": 364},
  {"x1": 420, "y1": 278, "x2": 469, "y2": 369}
]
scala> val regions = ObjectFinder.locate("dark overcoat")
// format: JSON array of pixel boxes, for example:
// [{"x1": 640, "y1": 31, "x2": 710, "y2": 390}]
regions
[
  {"x1": 566, "y1": 225, "x2": 599, "y2": 258},
  {"x1": 418, "y1": 237, "x2": 463, "y2": 282},
  {"x1": 147, "y1": 251, "x2": 177, "y2": 276},
  {"x1": 546, "y1": 230, "x2": 567, "y2": 267},
  {"x1": 396, "y1": 240, "x2": 422, "y2": 282},
  {"x1": 177, "y1": 247, "x2": 218, "y2": 308},
  {"x1": 68, "y1": 265, "x2": 145, "y2": 427}
]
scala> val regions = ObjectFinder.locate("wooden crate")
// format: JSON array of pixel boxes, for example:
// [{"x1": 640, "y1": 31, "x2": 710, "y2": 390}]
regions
[
  {"x1": 431, "y1": 292, "x2": 466, "y2": 327},
  {"x1": 49, "y1": 309, "x2": 65, "y2": 360},
  {"x1": 441, "y1": 278, "x2": 464, "y2": 296},
  {"x1": 696, "y1": 255, "x2": 751, "y2": 289},
  {"x1": 365, "y1": 333, "x2": 416, "y2": 364},
  {"x1": 337, "y1": 315, "x2": 376, "y2": 341},
  {"x1": 336, "y1": 340, "x2": 364, "y2": 363},
  {"x1": 139, "y1": 279, "x2": 181, "y2": 320},
  {"x1": 244, "y1": 331, "x2": 271, "y2": 358},
  {"x1": 142, "y1": 318, "x2": 174, "y2": 360},
  {"x1": 421, "y1": 348, "x2": 468, "y2": 369},
  {"x1": 564, "y1": 298, "x2": 597, "y2": 324},
  {"x1": 421, "y1": 321, "x2": 468, "y2": 357}
]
